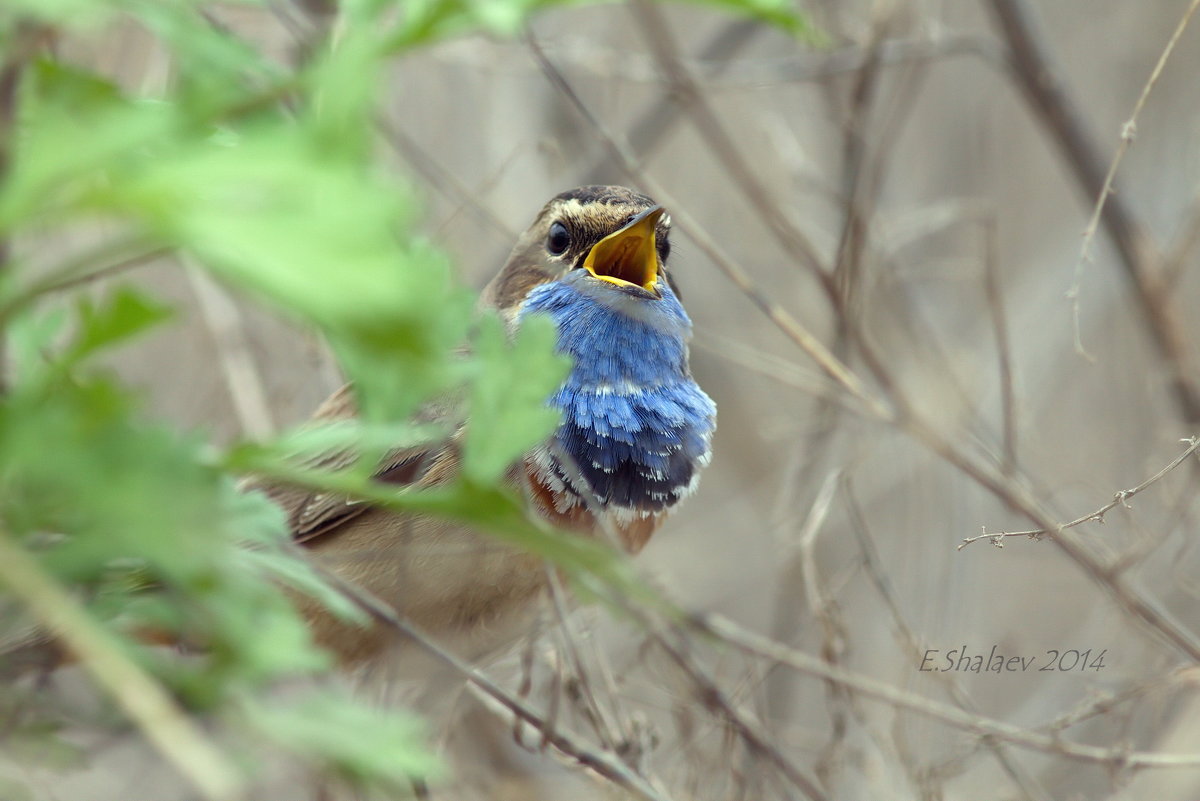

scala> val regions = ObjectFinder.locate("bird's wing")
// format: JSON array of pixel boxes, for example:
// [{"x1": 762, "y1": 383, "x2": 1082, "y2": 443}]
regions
[{"x1": 247, "y1": 384, "x2": 462, "y2": 545}]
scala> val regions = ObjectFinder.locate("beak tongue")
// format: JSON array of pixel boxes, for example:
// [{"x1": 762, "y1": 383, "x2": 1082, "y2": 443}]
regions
[{"x1": 582, "y1": 205, "x2": 665, "y2": 293}]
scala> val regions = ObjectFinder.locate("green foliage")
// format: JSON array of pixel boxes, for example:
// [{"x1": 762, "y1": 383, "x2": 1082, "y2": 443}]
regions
[
  {"x1": 0, "y1": 0, "x2": 818, "y2": 796},
  {"x1": 464, "y1": 313, "x2": 569, "y2": 483},
  {"x1": 249, "y1": 690, "x2": 441, "y2": 786}
]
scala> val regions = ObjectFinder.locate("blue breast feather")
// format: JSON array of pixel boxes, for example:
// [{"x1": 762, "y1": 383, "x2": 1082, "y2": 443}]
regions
[{"x1": 519, "y1": 279, "x2": 716, "y2": 511}]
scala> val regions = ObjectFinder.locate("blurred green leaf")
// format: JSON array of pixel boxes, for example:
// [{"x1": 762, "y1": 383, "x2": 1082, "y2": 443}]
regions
[
  {"x1": 679, "y1": 0, "x2": 821, "y2": 39},
  {"x1": 1, "y1": 722, "x2": 89, "y2": 771},
  {"x1": 110, "y1": 127, "x2": 475, "y2": 421},
  {"x1": 384, "y1": 0, "x2": 819, "y2": 49},
  {"x1": 129, "y1": 0, "x2": 287, "y2": 113},
  {"x1": 0, "y1": 0, "x2": 116, "y2": 31},
  {"x1": 249, "y1": 690, "x2": 439, "y2": 785},
  {"x1": 387, "y1": 0, "x2": 591, "y2": 49},
  {"x1": 305, "y1": 23, "x2": 386, "y2": 160},
  {"x1": 64, "y1": 286, "x2": 173, "y2": 366},
  {"x1": 5, "y1": 304, "x2": 67, "y2": 387},
  {"x1": 463, "y1": 313, "x2": 568, "y2": 484},
  {"x1": 0, "y1": 60, "x2": 177, "y2": 232},
  {"x1": 0, "y1": 775, "x2": 33, "y2": 801},
  {"x1": 0, "y1": 291, "x2": 332, "y2": 703}
]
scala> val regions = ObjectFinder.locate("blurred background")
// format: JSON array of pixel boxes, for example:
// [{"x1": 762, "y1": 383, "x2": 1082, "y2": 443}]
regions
[{"x1": 14, "y1": 0, "x2": 1200, "y2": 799}]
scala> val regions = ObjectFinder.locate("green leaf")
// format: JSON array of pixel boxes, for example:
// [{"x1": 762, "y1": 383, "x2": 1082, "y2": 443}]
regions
[
  {"x1": 65, "y1": 286, "x2": 174, "y2": 365},
  {"x1": 387, "y1": 0, "x2": 592, "y2": 49},
  {"x1": 678, "y1": 0, "x2": 822, "y2": 40},
  {"x1": 463, "y1": 313, "x2": 568, "y2": 484},
  {"x1": 0, "y1": 293, "x2": 334, "y2": 702},
  {"x1": 305, "y1": 23, "x2": 387, "y2": 161},
  {"x1": 114, "y1": 127, "x2": 475, "y2": 421},
  {"x1": 0, "y1": 722, "x2": 89, "y2": 771},
  {"x1": 0, "y1": 775, "x2": 33, "y2": 801},
  {"x1": 0, "y1": 60, "x2": 178, "y2": 232},
  {"x1": 249, "y1": 690, "x2": 440, "y2": 785},
  {"x1": 128, "y1": 0, "x2": 287, "y2": 113},
  {"x1": 5, "y1": 304, "x2": 67, "y2": 387},
  {"x1": 0, "y1": 0, "x2": 117, "y2": 31}
]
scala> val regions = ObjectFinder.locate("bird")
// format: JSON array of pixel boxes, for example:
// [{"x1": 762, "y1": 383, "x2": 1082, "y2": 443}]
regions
[{"x1": 257, "y1": 185, "x2": 717, "y2": 666}]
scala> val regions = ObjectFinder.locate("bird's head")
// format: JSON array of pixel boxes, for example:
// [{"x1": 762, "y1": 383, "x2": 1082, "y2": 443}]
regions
[
  {"x1": 487, "y1": 186, "x2": 715, "y2": 524},
  {"x1": 483, "y1": 185, "x2": 677, "y2": 322}
]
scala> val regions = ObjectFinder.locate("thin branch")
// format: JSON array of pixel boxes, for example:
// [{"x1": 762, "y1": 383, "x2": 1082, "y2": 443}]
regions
[
  {"x1": 764, "y1": 468, "x2": 841, "y2": 728},
  {"x1": 959, "y1": 435, "x2": 1200, "y2": 549},
  {"x1": 1163, "y1": 197, "x2": 1200, "y2": 288},
  {"x1": 627, "y1": 0, "x2": 831, "y2": 293},
  {"x1": 0, "y1": 532, "x2": 245, "y2": 801},
  {"x1": 1067, "y1": 0, "x2": 1200, "y2": 356},
  {"x1": 794, "y1": 470, "x2": 850, "y2": 788},
  {"x1": 544, "y1": 566, "x2": 624, "y2": 753},
  {"x1": 985, "y1": 0, "x2": 1200, "y2": 422},
  {"x1": 843, "y1": 479, "x2": 1054, "y2": 801},
  {"x1": 981, "y1": 216, "x2": 1018, "y2": 473},
  {"x1": 375, "y1": 116, "x2": 516, "y2": 245},
  {"x1": 0, "y1": 236, "x2": 170, "y2": 328},
  {"x1": 1037, "y1": 670, "x2": 1182, "y2": 735},
  {"x1": 303, "y1": 557, "x2": 675, "y2": 801},
  {"x1": 648, "y1": 625, "x2": 829, "y2": 801},
  {"x1": 581, "y1": 19, "x2": 763, "y2": 182},
  {"x1": 517, "y1": 31, "x2": 1002, "y2": 89},
  {"x1": 185, "y1": 260, "x2": 276, "y2": 439},
  {"x1": 692, "y1": 612, "x2": 1200, "y2": 770}
]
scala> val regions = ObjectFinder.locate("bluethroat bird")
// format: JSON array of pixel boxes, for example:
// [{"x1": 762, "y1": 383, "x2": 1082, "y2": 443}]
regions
[{"x1": 264, "y1": 186, "x2": 717, "y2": 664}]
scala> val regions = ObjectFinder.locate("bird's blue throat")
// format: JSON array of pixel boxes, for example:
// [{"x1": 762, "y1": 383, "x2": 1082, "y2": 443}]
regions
[{"x1": 519, "y1": 277, "x2": 716, "y2": 513}]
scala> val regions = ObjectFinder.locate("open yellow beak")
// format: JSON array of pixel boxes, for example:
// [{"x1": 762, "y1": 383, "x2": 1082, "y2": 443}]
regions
[{"x1": 582, "y1": 205, "x2": 665, "y2": 294}]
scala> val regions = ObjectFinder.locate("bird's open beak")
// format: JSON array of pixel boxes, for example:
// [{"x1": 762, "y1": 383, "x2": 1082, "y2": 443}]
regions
[{"x1": 582, "y1": 205, "x2": 665, "y2": 294}]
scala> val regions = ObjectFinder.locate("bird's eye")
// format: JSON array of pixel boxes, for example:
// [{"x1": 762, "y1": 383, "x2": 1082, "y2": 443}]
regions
[
  {"x1": 657, "y1": 236, "x2": 671, "y2": 263},
  {"x1": 547, "y1": 221, "x2": 571, "y2": 256}
]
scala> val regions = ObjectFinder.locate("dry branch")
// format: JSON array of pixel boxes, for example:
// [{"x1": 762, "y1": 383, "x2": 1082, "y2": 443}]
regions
[
  {"x1": 960, "y1": 436, "x2": 1200, "y2": 549},
  {"x1": 1066, "y1": 0, "x2": 1200, "y2": 357},
  {"x1": 985, "y1": 0, "x2": 1200, "y2": 422},
  {"x1": 692, "y1": 612, "x2": 1200, "y2": 770},
  {"x1": 0, "y1": 532, "x2": 246, "y2": 801}
]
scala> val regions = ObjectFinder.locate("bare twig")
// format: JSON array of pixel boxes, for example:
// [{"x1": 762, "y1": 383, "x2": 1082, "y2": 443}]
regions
[
  {"x1": 843, "y1": 480, "x2": 1054, "y2": 801},
  {"x1": 1066, "y1": 0, "x2": 1200, "y2": 356},
  {"x1": 1163, "y1": 198, "x2": 1200, "y2": 288},
  {"x1": 304, "y1": 558, "x2": 675, "y2": 801},
  {"x1": 1038, "y1": 671, "x2": 1182, "y2": 735},
  {"x1": 627, "y1": 0, "x2": 831, "y2": 293},
  {"x1": 692, "y1": 612, "x2": 1200, "y2": 770},
  {"x1": 765, "y1": 469, "x2": 842, "y2": 730},
  {"x1": 445, "y1": 31, "x2": 1003, "y2": 89},
  {"x1": 649, "y1": 625, "x2": 829, "y2": 801},
  {"x1": 985, "y1": 0, "x2": 1200, "y2": 422},
  {"x1": 981, "y1": 217, "x2": 1018, "y2": 473},
  {"x1": 544, "y1": 566, "x2": 624, "y2": 752},
  {"x1": 580, "y1": 19, "x2": 763, "y2": 183},
  {"x1": 793, "y1": 470, "x2": 849, "y2": 787},
  {"x1": 375, "y1": 116, "x2": 516, "y2": 245},
  {"x1": 0, "y1": 235, "x2": 169, "y2": 329},
  {"x1": 0, "y1": 532, "x2": 245, "y2": 801},
  {"x1": 185, "y1": 261, "x2": 276, "y2": 439},
  {"x1": 959, "y1": 435, "x2": 1200, "y2": 549}
]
